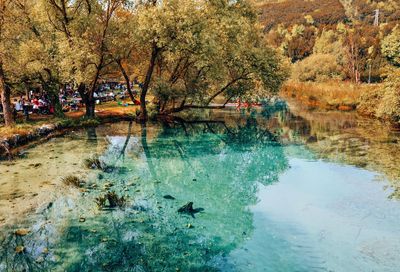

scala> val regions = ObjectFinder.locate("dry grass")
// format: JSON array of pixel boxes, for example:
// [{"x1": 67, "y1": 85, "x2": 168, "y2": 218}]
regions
[{"x1": 281, "y1": 81, "x2": 380, "y2": 111}]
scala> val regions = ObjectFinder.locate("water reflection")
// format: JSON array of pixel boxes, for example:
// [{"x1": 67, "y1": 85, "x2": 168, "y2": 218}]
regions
[
  {"x1": 0, "y1": 114, "x2": 289, "y2": 271},
  {"x1": 272, "y1": 102, "x2": 400, "y2": 198},
  {"x1": 1, "y1": 103, "x2": 400, "y2": 271}
]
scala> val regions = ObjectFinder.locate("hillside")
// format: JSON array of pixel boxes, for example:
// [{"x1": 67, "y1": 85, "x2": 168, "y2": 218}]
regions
[{"x1": 256, "y1": 0, "x2": 400, "y2": 31}]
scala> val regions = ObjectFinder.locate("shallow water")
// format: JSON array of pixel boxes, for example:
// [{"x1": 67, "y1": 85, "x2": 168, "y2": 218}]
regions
[{"x1": 1, "y1": 105, "x2": 400, "y2": 272}]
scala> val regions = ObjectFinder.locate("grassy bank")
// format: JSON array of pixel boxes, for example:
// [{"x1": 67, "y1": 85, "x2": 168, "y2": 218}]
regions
[
  {"x1": 0, "y1": 102, "x2": 138, "y2": 158},
  {"x1": 0, "y1": 102, "x2": 137, "y2": 138},
  {"x1": 280, "y1": 81, "x2": 380, "y2": 111}
]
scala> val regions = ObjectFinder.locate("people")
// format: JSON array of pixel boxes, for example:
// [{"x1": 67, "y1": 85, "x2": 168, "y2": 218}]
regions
[
  {"x1": 32, "y1": 97, "x2": 39, "y2": 112},
  {"x1": 14, "y1": 98, "x2": 23, "y2": 112}
]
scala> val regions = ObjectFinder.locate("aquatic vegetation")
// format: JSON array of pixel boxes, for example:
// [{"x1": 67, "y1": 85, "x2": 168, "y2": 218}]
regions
[
  {"x1": 62, "y1": 175, "x2": 85, "y2": 188},
  {"x1": 95, "y1": 191, "x2": 127, "y2": 209},
  {"x1": 83, "y1": 155, "x2": 102, "y2": 169}
]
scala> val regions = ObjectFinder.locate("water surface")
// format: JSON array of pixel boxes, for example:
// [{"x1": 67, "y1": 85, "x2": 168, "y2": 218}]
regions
[{"x1": 0, "y1": 105, "x2": 399, "y2": 271}]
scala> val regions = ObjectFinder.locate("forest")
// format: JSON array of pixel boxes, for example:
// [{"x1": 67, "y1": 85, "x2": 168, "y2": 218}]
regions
[
  {"x1": 0, "y1": 0, "x2": 399, "y2": 127},
  {"x1": 258, "y1": 0, "x2": 400, "y2": 122},
  {"x1": 0, "y1": 0, "x2": 287, "y2": 127}
]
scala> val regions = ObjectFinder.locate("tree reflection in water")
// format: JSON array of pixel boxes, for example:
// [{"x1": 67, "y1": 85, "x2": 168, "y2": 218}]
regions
[{"x1": 0, "y1": 114, "x2": 289, "y2": 271}]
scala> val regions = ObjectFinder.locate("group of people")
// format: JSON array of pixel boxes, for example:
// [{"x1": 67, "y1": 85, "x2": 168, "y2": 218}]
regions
[
  {"x1": 2, "y1": 82, "x2": 137, "y2": 121},
  {"x1": 13, "y1": 94, "x2": 53, "y2": 117}
]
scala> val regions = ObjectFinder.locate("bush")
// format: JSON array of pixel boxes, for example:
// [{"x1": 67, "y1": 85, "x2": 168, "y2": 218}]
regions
[
  {"x1": 381, "y1": 25, "x2": 400, "y2": 67},
  {"x1": 359, "y1": 69, "x2": 400, "y2": 123},
  {"x1": 376, "y1": 69, "x2": 400, "y2": 122},
  {"x1": 292, "y1": 54, "x2": 345, "y2": 82},
  {"x1": 79, "y1": 118, "x2": 100, "y2": 127}
]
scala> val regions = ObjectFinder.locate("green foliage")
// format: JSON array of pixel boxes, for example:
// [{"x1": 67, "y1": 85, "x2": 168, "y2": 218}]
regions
[
  {"x1": 292, "y1": 54, "x2": 345, "y2": 82},
  {"x1": 359, "y1": 69, "x2": 400, "y2": 123},
  {"x1": 313, "y1": 30, "x2": 343, "y2": 59},
  {"x1": 58, "y1": 117, "x2": 100, "y2": 128},
  {"x1": 381, "y1": 25, "x2": 400, "y2": 67},
  {"x1": 79, "y1": 118, "x2": 101, "y2": 127},
  {"x1": 376, "y1": 69, "x2": 400, "y2": 122},
  {"x1": 133, "y1": 0, "x2": 288, "y2": 112}
]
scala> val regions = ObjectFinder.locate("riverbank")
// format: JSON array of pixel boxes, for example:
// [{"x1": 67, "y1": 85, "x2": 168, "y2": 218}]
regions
[
  {"x1": 0, "y1": 103, "x2": 137, "y2": 158},
  {"x1": 280, "y1": 81, "x2": 380, "y2": 112}
]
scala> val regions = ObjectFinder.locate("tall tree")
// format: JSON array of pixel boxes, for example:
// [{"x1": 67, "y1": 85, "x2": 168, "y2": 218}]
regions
[
  {"x1": 46, "y1": 0, "x2": 125, "y2": 118},
  {"x1": 133, "y1": 0, "x2": 287, "y2": 120},
  {"x1": 0, "y1": 0, "x2": 15, "y2": 126}
]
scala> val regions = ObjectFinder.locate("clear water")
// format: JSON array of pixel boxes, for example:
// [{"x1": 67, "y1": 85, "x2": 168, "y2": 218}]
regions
[{"x1": 1, "y1": 105, "x2": 400, "y2": 272}]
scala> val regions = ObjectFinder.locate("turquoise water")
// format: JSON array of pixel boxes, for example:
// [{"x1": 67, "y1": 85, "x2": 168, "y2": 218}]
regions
[{"x1": 1, "y1": 107, "x2": 400, "y2": 271}]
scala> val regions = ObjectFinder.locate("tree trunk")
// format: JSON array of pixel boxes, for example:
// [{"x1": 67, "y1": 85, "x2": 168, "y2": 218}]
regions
[
  {"x1": 77, "y1": 83, "x2": 92, "y2": 118},
  {"x1": 51, "y1": 91, "x2": 64, "y2": 118},
  {"x1": 116, "y1": 60, "x2": 136, "y2": 103},
  {"x1": 85, "y1": 95, "x2": 95, "y2": 118},
  {"x1": 78, "y1": 83, "x2": 96, "y2": 119},
  {"x1": 138, "y1": 45, "x2": 159, "y2": 122},
  {"x1": 0, "y1": 61, "x2": 14, "y2": 127}
]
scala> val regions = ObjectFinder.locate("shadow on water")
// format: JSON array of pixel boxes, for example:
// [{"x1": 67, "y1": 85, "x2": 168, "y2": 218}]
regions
[{"x1": 0, "y1": 111, "x2": 289, "y2": 271}]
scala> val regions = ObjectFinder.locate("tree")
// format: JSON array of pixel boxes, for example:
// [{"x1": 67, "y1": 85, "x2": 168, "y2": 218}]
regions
[
  {"x1": 381, "y1": 25, "x2": 400, "y2": 67},
  {"x1": 292, "y1": 54, "x2": 344, "y2": 82},
  {"x1": 132, "y1": 0, "x2": 288, "y2": 119},
  {"x1": 46, "y1": 0, "x2": 125, "y2": 118},
  {"x1": 0, "y1": 0, "x2": 16, "y2": 126}
]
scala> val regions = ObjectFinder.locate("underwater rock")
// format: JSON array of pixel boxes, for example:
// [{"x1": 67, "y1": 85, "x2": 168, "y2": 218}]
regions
[
  {"x1": 79, "y1": 217, "x2": 86, "y2": 223},
  {"x1": 177, "y1": 202, "x2": 204, "y2": 218},
  {"x1": 163, "y1": 195, "x2": 175, "y2": 200},
  {"x1": 15, "y1": 229, "x2": 30, "y2": 236}
]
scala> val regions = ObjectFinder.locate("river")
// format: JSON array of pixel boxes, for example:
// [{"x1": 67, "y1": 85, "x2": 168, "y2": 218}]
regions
[{"x1": 0, "y1": 102, "x2": 399, "y2": 271}]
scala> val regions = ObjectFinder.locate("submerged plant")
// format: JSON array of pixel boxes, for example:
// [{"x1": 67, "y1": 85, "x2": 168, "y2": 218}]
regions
[
  {"x1": 95, "y1": 191, "x2": 126, "y2": 209},
  {"x1": 84, "y1": 156, "x2": 102, "y2": 169},
  {"x1": 62, "y1": 175, "x2": 85, "y2": 188},
  {"x1": 84, "y1": 155, "x2": 117, "y2": 173}
]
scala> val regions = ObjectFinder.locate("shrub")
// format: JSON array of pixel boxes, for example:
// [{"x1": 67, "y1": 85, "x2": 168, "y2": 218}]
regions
[
  {"x1": 292, "y1": 54, "x2": 345, "y2": 82},
  {"x1": 359, "y1": 69, "x2": 400, "y2": 123},
  {"x1": 381, "y1": 25, "x2": 400, "y2": 67},
  {"x1": 79, "y1": 118, "x2": 100, "y2": 127},
  {"x1": 376, "y1": 69, "x2": 400, "y2": 122}
]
